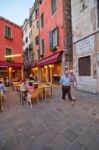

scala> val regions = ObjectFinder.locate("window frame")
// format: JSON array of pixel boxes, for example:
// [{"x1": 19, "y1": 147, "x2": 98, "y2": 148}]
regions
[
  {"x1": 80, "y1": 0, "x2": 88, "y2": 12},
  {"x1": 35, "y1": 35, "x2": 39, "y2": 45},
  {"x1": 5, "y1": 25, "x2": 12, "y2": 39},
  {"x1": 41, "y1": 39, "x2": 45, "y2": 54},
  {"x1": 78, "y1": 55, "x2": 91, "y2": 76},
  {"x1": 51, "y1": 0, "x2": 57, "y2": 15},
  {"x1": 6, "y1": 48, "x2": 12, "y2": 62},
  {"x1": 41, "y1": 13, "x2": 44, "y2": 28},
  {"x1": 49, "y1": 27, "x2": 59, "y2": 50}
]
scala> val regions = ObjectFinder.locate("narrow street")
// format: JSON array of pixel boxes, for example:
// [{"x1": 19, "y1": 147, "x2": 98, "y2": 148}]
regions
[{"x1": 0, "y1": 86, "x2": 99, "y2": 150}]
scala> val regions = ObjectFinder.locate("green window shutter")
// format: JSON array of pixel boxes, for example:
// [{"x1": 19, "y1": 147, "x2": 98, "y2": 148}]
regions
[
  {"x1": 51, "y1": 0, "x2": 57, "y2": 15},
  {"x1": 6, "y1": 48, "x2": 12, "y2": 62},
  {"x1": 35, "y1": 36, "x2": 39, "y2": 45},
  {"x1": 41, "y1": 39, "x2": 45, "y2": 54},
  {"x1": 57, "y1": 27, "x2": 59, "y2": 46},
  {"x1": 5, "y1": 26, "x2": 8, "y2": 37},
  {"x1": 8, "y1": 27, "x2": 11, "y2": 38},
  {"x1": 41, "y1": 13, "x2": 44, "y2": 28},
  {"x1": 38, "y1": 50, "x2": 40, "y2": 60},
  {"x1": 49, "y1": 31, "x2": 53, "y2": 49},
  {"x1": 5, "y1": 26, "x2": 11, "y2": 39}
]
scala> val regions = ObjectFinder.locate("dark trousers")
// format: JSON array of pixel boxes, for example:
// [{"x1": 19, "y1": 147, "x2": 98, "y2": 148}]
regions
[
  {"x1": 0, "y1": 101, "x2": 2, "y2": 112},
  {"x1": 21, "y1": 91, "x2": 27, "y2": 105},
  {"x1": 62, "y1": 85, "x2": 72, "y2": 101}
]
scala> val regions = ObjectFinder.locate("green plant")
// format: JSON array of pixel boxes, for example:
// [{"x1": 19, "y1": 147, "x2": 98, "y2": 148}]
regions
[{"x1": 50, "y1": 46, "x2": 57, "y2": 51}]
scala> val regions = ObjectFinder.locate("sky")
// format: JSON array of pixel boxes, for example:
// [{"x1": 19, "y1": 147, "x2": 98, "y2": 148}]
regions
[{"x1": 0, "y1": 0, "x2": 35, "y2": 26}]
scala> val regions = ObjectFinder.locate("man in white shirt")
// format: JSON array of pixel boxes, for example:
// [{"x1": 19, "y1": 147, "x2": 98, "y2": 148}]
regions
[
  {"x1": 20, "y1": 80, "x2": 28, "y2": 105},
  {"x1": 60, "y1": 71, "x2": 72, "y2": 102}
]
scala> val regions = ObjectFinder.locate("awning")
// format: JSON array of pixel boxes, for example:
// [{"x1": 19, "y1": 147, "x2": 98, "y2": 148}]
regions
[
  {"x1": 31, "y1": 60, "x2": 38, "y2": 68},
  {"x1": 0, "y1": 61, "x2": 22, "y2": 69},
  {"x1": 38, "y1": 51, "x2": 63, "y2": 67}
]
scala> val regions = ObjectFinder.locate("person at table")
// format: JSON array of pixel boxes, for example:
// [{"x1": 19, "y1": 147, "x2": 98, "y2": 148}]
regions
[
  {"x1": 29, "y1": 74, "x2": 34, "y2": 82},
  {"x1": 0, "y1": 81, "x2": 7, "y2": 101},
  {"x1": 20, "y1": 80, "x2": 28, "y2": 105}
]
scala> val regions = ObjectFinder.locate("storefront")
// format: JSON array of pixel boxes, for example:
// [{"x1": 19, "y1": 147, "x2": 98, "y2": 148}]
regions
[
  {"x1": 37, "y1": 51, "x2": 63, "y2": 84},
  {"x1": 0, "y1": 61, "x2": 22, "y2": 80}
]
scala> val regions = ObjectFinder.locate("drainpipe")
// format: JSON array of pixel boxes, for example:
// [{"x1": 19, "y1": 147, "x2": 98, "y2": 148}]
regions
[{"x1": 62, "y1": 0, "x2": 73, "y2": 71}]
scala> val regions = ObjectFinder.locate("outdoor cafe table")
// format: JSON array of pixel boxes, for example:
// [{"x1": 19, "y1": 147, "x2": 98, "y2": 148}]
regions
[{"x1": 38, "y1": 84, "x2": 52, "y2": 99}]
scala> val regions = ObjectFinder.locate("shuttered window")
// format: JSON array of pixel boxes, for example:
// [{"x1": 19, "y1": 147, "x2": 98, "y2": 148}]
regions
[
  {"x1": 49, "y1": 31, "x2": 53, "y2": 49},
  {"x1": 78, "y1": 56, "x2": 91, "y2": 76},
  {"x1": 37, "y1": 50, "x2": 40, "y2": 60},
  {"x1": 6, "y1": 48, "x2": 12, "y2": 62},
  {"x1": 49, "y1": 27, "x2": 59, "y2": 50},
  {"x1": 35, "y1": 36, "x2": 39, "y2": 45},
  {"x1": 41, "y1": 39, "x2": 45, "y2": 54},
  {"x1": 41, "y1": 13, "x2": 44, "y2": 28},
  {"x1": 5, "y1": 26, "x2": 11, "y2": 39},
  {"x1": 51, "y1": 0, "x2": 57, "y2": 15}
]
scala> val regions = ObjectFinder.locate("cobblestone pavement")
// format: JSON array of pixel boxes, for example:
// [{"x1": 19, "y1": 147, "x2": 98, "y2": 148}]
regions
[{"x1": 0, "y1": 86, "x2": 99, "y2": 150}]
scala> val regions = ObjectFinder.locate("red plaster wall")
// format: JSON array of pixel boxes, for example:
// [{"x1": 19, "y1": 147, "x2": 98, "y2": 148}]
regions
[
  {"x1": 0, "y1": 17, "x2": 22, "y2": 62},
  {"x1": 39, "y1": 0, "x2": 64, "y2": 58}
]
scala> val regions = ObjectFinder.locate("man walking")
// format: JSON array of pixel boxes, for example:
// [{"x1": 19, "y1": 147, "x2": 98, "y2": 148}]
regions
[{"x1": 60, "y1": 70, "x2": 72, "y2": 102}]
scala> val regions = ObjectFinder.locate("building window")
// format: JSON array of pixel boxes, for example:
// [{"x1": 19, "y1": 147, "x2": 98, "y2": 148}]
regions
[
  {"x1": 25, "y1": 37, "x2": 28, "y2": 43},
  {"x1": 35, "y1": 36, "x2": 39, "y2": 45},
  {"x1": 80, "y1": 0, "x2": 87, "y2": 11},
  {"x1": 35, "y1": 8, "x2": 38, "y2": 19},
  {"x1": 53, "y1": 28, "x2": 58, "y2": 47},
  {"x1": 31, "y1": 30, "x2": 32, "y2": 36},
  {"x1": 51, "y1": 0, "x2": 57, "y2": 15},
  {"x1": 37, "y1": 50, "x2": 40, "y2": 60},
  {"x1": 39, "y1": 0, "x2": 43, "y2": 4},
  {"x1": 41, "y1": 39, "x2": 45, "y2": 54},
  {"x1": 29, "y1": 18, "x2": 32, "y2": 27},
  {"x1": 5, "y1": 26, "x2": 12, "y2": 39},
  {"x1": 41, "y1": 13, "x2": 44, "y2": 28},
  {"x1": 78, "y1": 56, "x2": 91, "y2": 76},
  {"x1": 49, "y1": 27, "x2": 59, "y2": 50},
  {"x1": 36, "y1": 21, "x2": 39, "y2": 28},
  {"x1": 29, "y1": 43, "x2": 33, "y2": 52},
  {"x1": 6, "y1": 48, "x2": 12, "y2": 62}
]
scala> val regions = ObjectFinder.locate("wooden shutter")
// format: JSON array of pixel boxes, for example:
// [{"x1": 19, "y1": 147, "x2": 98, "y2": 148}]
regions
[
  {"x1": 57, "y1": 27, "x2": 59, "y2": 46},
  {"x1": 49, "y1": 31, "x2": 53, "y2": 49},
  {"x1": 41, "y1": 39, "x2": 45, "y2": 54}
]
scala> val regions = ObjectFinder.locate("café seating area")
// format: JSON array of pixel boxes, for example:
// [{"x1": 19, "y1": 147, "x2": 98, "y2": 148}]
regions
[{"x1": 12, "y1": 81, "x2": 52, "y2": 105}]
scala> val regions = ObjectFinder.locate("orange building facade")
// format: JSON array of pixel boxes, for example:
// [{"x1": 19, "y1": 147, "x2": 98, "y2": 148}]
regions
[
  {"x1": 0, "y1": 16, "x2": 22, "y2": 80},
  {"x1": 32, "y1": 0, "x2": 64, "y2": 83}
]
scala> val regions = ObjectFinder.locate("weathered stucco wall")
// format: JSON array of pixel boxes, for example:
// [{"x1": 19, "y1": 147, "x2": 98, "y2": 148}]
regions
[{"x1": 71, "y1": 0, "x2": 99, "y2": 93}]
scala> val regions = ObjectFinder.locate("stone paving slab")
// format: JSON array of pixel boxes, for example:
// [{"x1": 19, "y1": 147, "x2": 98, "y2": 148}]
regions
[{"x1": 0, "y1": 86, "x2": 99, "y2": 150}]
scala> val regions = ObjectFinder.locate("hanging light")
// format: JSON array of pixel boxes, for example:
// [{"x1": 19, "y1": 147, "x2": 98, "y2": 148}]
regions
[{"x1": 5, "y1": 54, "x2": 21, "y2": 58}]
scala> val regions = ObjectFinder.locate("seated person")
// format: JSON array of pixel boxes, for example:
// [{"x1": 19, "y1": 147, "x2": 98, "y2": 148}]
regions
[
  {"x1": 20, "y1": 80, "x2": 28, "y2": 105},
  {"x1": 29, "y1": 74, "x2": 34, "y2": 82},
  {"x1": 0, "y1": 81, "x2": 7, "y2": 92},
  {"x1": 0, "y1": 81, "x2": 7, "y2": 100}
]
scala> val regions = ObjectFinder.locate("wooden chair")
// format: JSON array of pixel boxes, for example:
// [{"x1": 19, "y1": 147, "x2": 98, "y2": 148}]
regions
[
  {"x1": 31, "y1": 88, "x2": 39, "y2": 104},
  {"x1": 44, "y1": 85, "x2": 52, "y2": 99},
  {"x1": 38, "y1": 87, "x2": 44, "y2": 100}
]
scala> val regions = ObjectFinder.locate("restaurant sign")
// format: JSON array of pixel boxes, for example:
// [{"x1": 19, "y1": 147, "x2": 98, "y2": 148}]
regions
[{"x1": 76, "y1": 35, "x2": 94, "y2": 54}]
